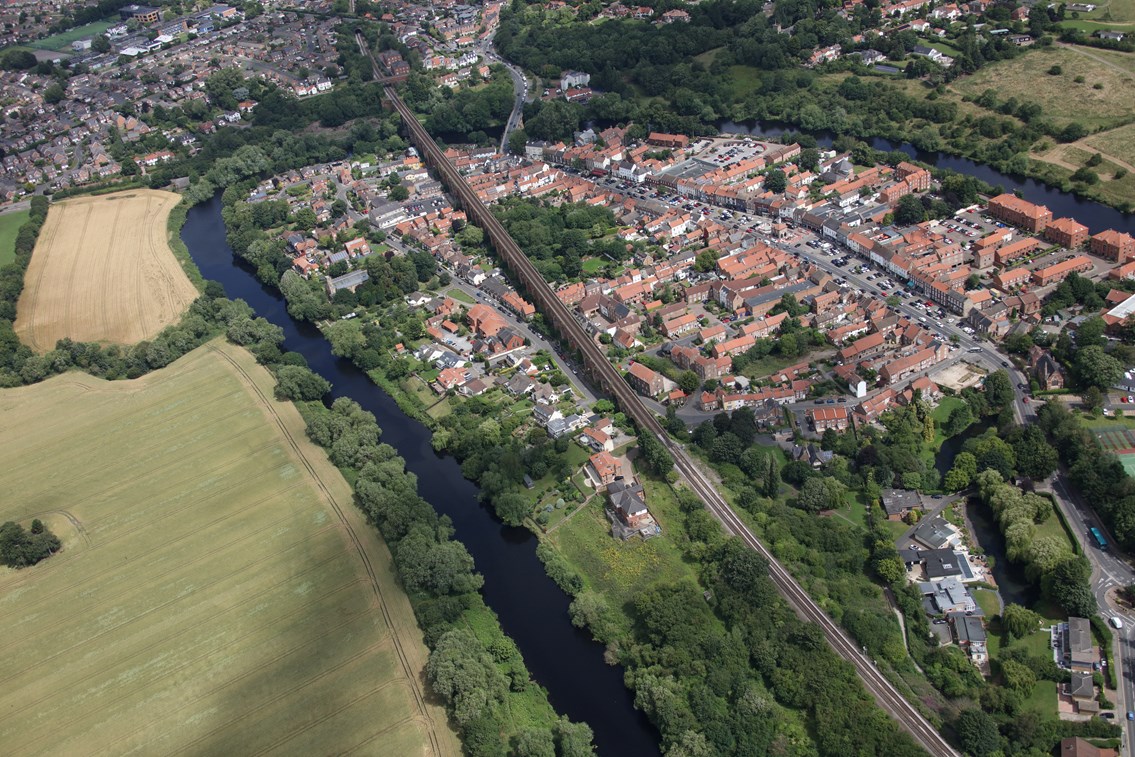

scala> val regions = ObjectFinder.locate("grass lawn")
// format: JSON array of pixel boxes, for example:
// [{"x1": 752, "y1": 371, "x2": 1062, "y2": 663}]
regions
[
  {"x1": 0, "y1": 341, "x2": 454, "y2": 755},
  {"x1": 1021, "y1": 680, "x2": 1058, "y2": 714},
  {"x1": 0, "y1": 209, "x2": 29, "y2": 267},
  {"x1": 951, "y1": 47, "x2": 1135, "y2": 130},
  {"x1": 741, "y1": 352, "x2": 810, "y2": 380},
  {"x1": 1059, "y1": 18, "x2": 1135, "y2": 31},
  {"x1": 973, "y1": 588, "x2": 1002, "y2": 618},
  {"x1": 581, "y1": 257, "x2": 607, "y2": 276},
  {"x1": 28, "y1": 20, "x2": 114, "y2": 51},
  {"x1": 831, "y1": 490, "x2": 870, "y2": 531},
  {"x1": 932, "y1": 396, "x2": 966, "y2": 426},
  {"x1": 445, "y1": 287, "x2": 475, "y2": 304}
]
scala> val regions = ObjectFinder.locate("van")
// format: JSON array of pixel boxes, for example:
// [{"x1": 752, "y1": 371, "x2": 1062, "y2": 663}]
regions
[{"x1": 1110, "y1": 616, "x2": 1124, "y2": 630}]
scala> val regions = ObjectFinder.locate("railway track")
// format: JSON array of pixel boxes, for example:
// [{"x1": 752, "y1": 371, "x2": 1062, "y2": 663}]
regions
[{"x1": 362, "y1": 33, "x2": 958, "y2": 756}]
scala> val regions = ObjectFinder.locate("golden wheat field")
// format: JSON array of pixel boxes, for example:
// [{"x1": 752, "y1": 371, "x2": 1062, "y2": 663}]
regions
[
  {"x1": 0, "y1": 341, "x2": 457, "y2": 756},
  {"x1": 15, "y1": 189, "x2": 199, "y2": 352}
]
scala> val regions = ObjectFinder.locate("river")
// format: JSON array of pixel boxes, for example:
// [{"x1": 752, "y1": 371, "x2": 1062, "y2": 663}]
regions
[
  {"x1": 181, "y1": 194, "x2": 661, "y2": 756},
  {"x1": 720, "y1": 120, "x2": 1135, "y2": 235}
]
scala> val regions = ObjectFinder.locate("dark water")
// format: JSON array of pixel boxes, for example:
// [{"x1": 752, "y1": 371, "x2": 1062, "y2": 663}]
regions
[
  {"x1": 181, "y1": 194, "x2": 660, "y2": 756},
  {"x1": 931, "y1": 422, "x2": 1037, "y2": 606},
  {"x1": 720, "y1": 120, "x2": 1135, "y2": 235},
  {"x1": 965, "y1": 496, "x2": 1039, "y2": 608}
]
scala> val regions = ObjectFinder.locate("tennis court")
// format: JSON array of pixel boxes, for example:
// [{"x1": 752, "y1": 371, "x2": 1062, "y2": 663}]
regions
[{"x1": 1092, "y1": 428, "x2": 1135, "y2": 475}]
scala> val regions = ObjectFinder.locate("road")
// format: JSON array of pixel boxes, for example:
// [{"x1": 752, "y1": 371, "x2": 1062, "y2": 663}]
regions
[
  {"x1": 363, "y1": 37, "x2": 959, "y2": 755},
  {"x1": 478, "y1": 43, "x2": 529, "y2": 154}
]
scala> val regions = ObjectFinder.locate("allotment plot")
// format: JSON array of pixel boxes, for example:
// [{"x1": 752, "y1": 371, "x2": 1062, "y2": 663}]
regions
[
  {"x1": 15, "y1": 189, "x2": 199, "y2": 351},
  {"x1": 0, "y1": 342, "x2": 456, "y2": 756}
]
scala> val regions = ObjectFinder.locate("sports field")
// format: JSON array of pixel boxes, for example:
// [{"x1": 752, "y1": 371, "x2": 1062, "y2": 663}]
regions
[
  {"x1": 0, "y1": 342, "x2": 457, "y2": 756},
  {"x1": 15, "y1": 190, "x2": 199, "y2": 352},
  {"x1": 1093, "y1": 426, "x2": 1135, "y2": 475}
]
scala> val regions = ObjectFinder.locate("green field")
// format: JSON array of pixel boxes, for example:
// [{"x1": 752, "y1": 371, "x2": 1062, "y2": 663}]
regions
[
  {"x1": 547, "y1": 466, "x2": 696, "y2": 622},
  {"x1": 0, "y1": 342, "x2": 455, "y2": 756},
  {"x1": 0, "y1": 209, "x2": 29, "y2": 267},
  {"x1": 952, "y1": 47, "x2": 1135, "y2": 130},
  {"x1": 28, "y1": 20, "x2": 115, "y2": 51}
]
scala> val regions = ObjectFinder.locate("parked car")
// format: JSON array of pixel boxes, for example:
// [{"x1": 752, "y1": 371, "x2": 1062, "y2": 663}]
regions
[{"x1": 1111, "y1": 616, "x2": 1125, "y2": 630}]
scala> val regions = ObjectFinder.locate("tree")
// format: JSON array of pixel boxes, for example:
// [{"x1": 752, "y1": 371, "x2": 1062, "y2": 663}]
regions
[
  {"x1": 795, "y1": 477, "x2": 834, "y2": 514},
  {"x1": 514, "y1": 729, "x2": 555, "y2": 757},
  {"x1": 894, "y1": 194, "x2": 927, "y2": 225},
  {"x1": 1076, "y1": 345, "x2": 1122, "y2": 389},
  {"x1": 693, "y1": 250, "x2": 718, "y2": 273},
  {"x1": 1001, "y1": 603, "x2": 1042, "y2": 640},
  {"x1": 492, "y1": 491, "x2": 531, "y2": 526},
  {"x1": 1000, "y1": 658, "x2": 1036, "y2": 691},
  {"x1": 982, "y1": 369, "x2": 1014, "y2": 411},
  {"x1": 639, "y1": 432, "x2": 673, "y2": 476},
  {"x1": 273, "y1": 364, "x2": 331, "y2": 401},
  {"x1": 1011, "y1": 426, "x2": 1058, "y2": 480},
  {"x1": 92, "y1": 34, "x2": 111, "y2": 53},
  {"x1": 954, "y1": 709, "x2": 1000, "y2": 757},
  {"x1": 764, "y1": 169, "x2": 787, "y2": 193},
  {"x1": 43, "y1": 82, "x2": 65, "y2": 104},
  {"x1": 0, "y1": 520, "x2": 60, "y2": 567},
  {"x1": 426, "y1": 629, "x2": 509, "y2": 726},
  {"x1": 390, "y1": 185, "x2": 410, "y2": 201},
  {"x1": 554, "y1": 718, "x2": 595, "y2": 757},
  {"x1": 943, "y1": 403, "x2": 974, "y2": 437}
]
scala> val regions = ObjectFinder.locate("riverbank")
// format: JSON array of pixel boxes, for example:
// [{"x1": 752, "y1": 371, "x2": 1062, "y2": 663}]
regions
[{"x1": 180, "y1": 194, "x2": 661, "y2": 755}]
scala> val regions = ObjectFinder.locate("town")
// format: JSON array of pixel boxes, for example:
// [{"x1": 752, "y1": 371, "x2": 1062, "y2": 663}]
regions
[{"x1": 5, "y1": 0, "x2": 1135, "y2": 754}]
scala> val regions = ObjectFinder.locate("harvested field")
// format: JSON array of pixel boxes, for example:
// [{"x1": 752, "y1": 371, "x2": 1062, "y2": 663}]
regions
[
  {"x1": 15, "y1": 190, "x2": 199, "y2": 352},
  {"x1": 0, "y1": 342, "x2": 457, "y2": 756}
]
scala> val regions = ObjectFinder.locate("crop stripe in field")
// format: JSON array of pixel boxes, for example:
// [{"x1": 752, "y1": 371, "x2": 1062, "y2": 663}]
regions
[
  {"x1": 166, "y1": 643, "x2": 409, "y2": 757},
  {"x1": 2, "y1": 365, "x2": 262, "y2": 467},
  {"x1": 0, "y1": 524, "x2": 347, "y2": 684},
  {"x1": 7, "y1": 606, "x2": 387, "y2": 755},
  {"x1": 254, "y1": 694, "x2": 422, "y2": 757},
  {"x1": 0, "y1": 460, "x2": 304, "y2": 601},
  {"x1": 0, "y1": 575, "x2": 374, "y2": 736},
  {"x1": 206, "y1": 344, "x2": 447, "y2": 757},
  {"x1": 14, "y1": 200, "x2": 72, "y2": 351},
  {"x1": 0, "y1": 495, "x2": 334, "y2": 660},
  {"x1": 62, "y1": 202, "x2": 103, "y2": 348},
  {"x1": 343, "y1": 715, "x2": 432, "y2": 755}
]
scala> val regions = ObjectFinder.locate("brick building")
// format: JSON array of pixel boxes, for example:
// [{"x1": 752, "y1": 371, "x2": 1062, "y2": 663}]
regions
[
  {"x1": 1091, "y1": 230, "x2": 1135, "y2": 263},
  {"x1": 987, "y1": 193, "x2": 1052, "y2": 233},
  {"x1": 1045, "y1": 217, "x2": 1089, "y2": 249}
]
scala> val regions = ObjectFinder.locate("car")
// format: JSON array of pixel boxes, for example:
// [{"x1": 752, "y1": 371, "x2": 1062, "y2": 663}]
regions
[
  {"x1": 1023, "y1": 397, "x2": 1030, "y2": 404},
  {"x1": 1101, "y1": 712, "x2": 1115, "y2": 719},
  {"x1": 1111, "y1": 616, "x2": 1125, "y2": 630},
  {"x1": 932, "y1": 494, "x2": 943, "y2": 499},
  {"x1": 1127, "y1": 711, "x2": 1134, "y2": 721},
  {"x1": 1001, "y1": 361, "x2": 1009, "y2": 368}
]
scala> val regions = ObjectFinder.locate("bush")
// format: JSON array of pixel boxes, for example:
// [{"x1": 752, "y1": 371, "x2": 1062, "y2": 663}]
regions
[{"x1": 0, "y1": 520, "x2": 61, "y2": 567}]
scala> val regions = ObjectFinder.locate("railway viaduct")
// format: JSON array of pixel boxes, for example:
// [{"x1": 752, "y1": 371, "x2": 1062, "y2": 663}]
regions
[{"x1": 360, "y1": 32, "x2": 960, "y2": 757}]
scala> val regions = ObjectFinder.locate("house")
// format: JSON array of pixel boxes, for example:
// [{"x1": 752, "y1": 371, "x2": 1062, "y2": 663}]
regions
[
  {"x1": 606, "y1": 479, "x2": 660, "y2": 539},
  {"x1": 1091, "y1": 229, "x2": 1135, "y2": 263},
  {"x1": 1059, "y1": 737, "x2": 1118, "y2": 757},
  {"x1": 988, "y1": 193, "x2": 1052, "y2": 233},
  {"x1": 910, "y1": 515, "x2": 959, "y2": 550},
  {"x1": 579, "y1": 426, "x2": 614, "y2": 452},
  {"x1": 808, "y1": 405, "x2": 849, "y2": 431},
  {"x1": 920, "y1": 577, "x2": 976, "y2": 614},
  {"x1": 1045, "y1": 217, "x2": 1089, "y2": 249},
  {"x1": 589, "y1": 451, "x2": 620, "y2": 488},
  {"x1": 1066, "y1": 671, "x2": 1098, "y2": 714},
  {"x1": 1063, "y1": 616, "x2": 1100, "y2": 672},
  {"x1": 1029, "y1": 346, "x2": 1066, "y2": 390},
  {"x1": 1033, "y1": 256, "x2": 1093, "y2": 287},
  {"x1": 949, "y1": 612, "x2": 988, "y2": 665},
  {"x1": 881, "y1": 488, "x2": 922, "y2": 521},
  {"x1": 626, "y1": 362, "x2": 667, "y2": 397},
  {"x1": 923, "y1": 549, "x2": 966, "y2": 580}
]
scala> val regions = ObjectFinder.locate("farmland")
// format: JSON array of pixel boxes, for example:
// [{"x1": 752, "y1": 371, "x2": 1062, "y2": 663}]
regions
[
  {"x1": 0, "y1": 342, "x2": 457, "y2": 756},
  {"x1": 15, "y1": 190, "x2": 199, "y2": 352}
]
